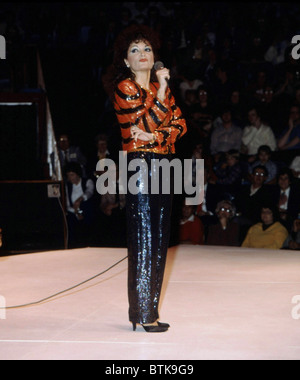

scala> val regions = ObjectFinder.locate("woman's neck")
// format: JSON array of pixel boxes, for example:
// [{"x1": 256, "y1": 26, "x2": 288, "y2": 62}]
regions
[{"x1": 134, "y1": 71, "x2": 151, "y2": 90}]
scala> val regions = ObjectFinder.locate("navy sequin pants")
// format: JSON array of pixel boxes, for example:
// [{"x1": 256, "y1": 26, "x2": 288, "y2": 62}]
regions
[{"x1": 125, "y1": 151, "x2": 174, "y2": 325}]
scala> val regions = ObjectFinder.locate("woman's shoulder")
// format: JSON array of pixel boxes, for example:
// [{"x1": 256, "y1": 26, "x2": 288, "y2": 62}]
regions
[
  {"x1": 273, "y1": 221, "x2": 288, "y2": 231},
  {"x1": 250, "y1": 222, "x2": 263, "y2": 232},
  {"x1": 117, "y1": 78, "x2": 139, "y2": 94}
]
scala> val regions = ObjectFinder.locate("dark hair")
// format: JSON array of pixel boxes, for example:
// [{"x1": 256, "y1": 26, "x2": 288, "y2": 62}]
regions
[
  {"x1": 95, "y1": 133, "x2": 108, "y2": 144},
  {"x1": 277, "y1": 167, "x2": 294, "y2": 183},
  {"x1": 102, "y1": 24, "x2": 161, "y2": 100},
  {"x1": 258, "y1": 145, "x2": 272, "y2": 155},
  {"x1": 248, "y1": 104, "x2": 263, "y2": 119},
  {"x1": 260, "y1": 203, "x2": 280, "y2": 222},
  {"x1": 64, "y1": 162, "x2": 83, "y2": 178},
  {"x1": 226, "y1": 149, "x2": 240, "y2": 160},
  {"x1": 252, "y1": 164, "x2": 269, "y2": 177}
]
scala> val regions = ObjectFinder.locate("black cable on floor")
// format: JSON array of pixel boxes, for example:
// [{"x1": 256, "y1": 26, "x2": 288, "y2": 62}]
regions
[{"x1": 1, "y1": 255, "x2": 128, "y2": 310}]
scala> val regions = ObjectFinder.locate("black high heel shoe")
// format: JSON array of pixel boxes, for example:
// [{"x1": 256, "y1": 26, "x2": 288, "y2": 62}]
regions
[
  {"x1": 132, "y1": 322, "x2": 169, "y2": 333},
  {"x1": 157, "y1": 321, "x2": 170, "y2": 328}
]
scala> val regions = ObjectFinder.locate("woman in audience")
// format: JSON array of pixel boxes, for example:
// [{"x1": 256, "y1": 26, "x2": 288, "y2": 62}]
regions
[
  {"x1": 206, "y1": 200, "x2": 240, "y2": 246},
  {"x1": 242, "y1": 204, "x2": 288, "y2": 249}
]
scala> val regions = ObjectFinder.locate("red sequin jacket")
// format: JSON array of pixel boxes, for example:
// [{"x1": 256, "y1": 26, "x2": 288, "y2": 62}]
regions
[{"x1": 114, "y1": 78, "x2": 187, "y2": 154}]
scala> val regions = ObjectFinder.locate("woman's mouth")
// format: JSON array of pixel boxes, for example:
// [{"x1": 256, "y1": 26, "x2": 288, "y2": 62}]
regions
[{"x1": 139, "y1": 59, "x2": 148, "y2": 62}]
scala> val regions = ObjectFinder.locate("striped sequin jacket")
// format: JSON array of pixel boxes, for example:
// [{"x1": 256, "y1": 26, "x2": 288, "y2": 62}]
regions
[{"x1": 114, "y1": 78, "x2": 187, "y2": 154}]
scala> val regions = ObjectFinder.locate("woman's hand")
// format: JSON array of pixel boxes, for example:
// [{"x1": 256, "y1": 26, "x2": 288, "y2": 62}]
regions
[
  {"x1": 156, "y1": 67, "x2": 170, "y2": 88},
  {"x1": 131, "y1": 126, "x2": 155, "y2": 142},
  {"x1": 156, "y1": 67, "x2": 170, "y2": 101}
]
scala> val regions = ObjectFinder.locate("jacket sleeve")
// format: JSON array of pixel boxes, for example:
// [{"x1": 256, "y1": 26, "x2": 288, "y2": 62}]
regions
[
  {"x1": 154, "y1": 89, "x2": 187, "y2": 146},
  {"x1": 114, "y1": 80, "x2": 187, "y2": 148}
]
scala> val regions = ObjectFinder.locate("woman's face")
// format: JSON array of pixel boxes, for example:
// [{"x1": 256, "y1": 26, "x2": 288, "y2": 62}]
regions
[
  {"x1": 218, "y1": 204, "x2": 232, "y2": 220},
  {"x1": 124, "y1": 40, "x2": 154, "y2": 75},
  {"x1": 261, "y1": 208, "x2": 274, "y2": 225}
]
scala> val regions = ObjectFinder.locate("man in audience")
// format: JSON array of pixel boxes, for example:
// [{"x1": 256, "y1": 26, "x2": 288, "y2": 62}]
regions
[
  {"x1": 249, "y1": 145, "x2": 278, "y2": 184},
  {"x1": 277, "y1": 104, "x2": 300, "y2": 151},
  {"x1": 210, "y1": 106, "x2": 243, "y2": 156},
  {"x1": 235, "y1": 165, "x2": 273, "y2": 241},
  {"x1": 241, "y1": 106, "x2": 277, "y2": 157},
  {"x1": 273, "y1": 168, "x2": 300, "y2": 230}
]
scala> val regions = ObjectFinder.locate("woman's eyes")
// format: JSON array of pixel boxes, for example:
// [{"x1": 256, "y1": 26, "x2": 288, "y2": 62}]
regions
[{"x1": 130, "y1": 47, "x2": 152, "y2": 53}]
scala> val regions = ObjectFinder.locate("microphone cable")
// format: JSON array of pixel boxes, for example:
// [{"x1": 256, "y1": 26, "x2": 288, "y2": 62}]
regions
[{"x1": 0, "y1": 254, "x2": 128, "y2": 310}]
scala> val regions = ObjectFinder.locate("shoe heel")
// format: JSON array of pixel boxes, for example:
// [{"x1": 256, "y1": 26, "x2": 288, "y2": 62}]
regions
[{"x1": 132, "y1": 322, "x2": 137, "y2": 331}]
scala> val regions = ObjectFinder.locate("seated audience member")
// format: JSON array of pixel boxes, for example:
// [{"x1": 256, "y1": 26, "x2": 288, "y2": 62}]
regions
[
  {"x1": 259, "y1": 85, "x2": 283, "y2": 138},
  {"x1": 206, "y1": 200, "x2": 240, "y2": 247},
  {"x1": 282, "y1": 218, "x2": 300, "y2": 250},
  {"x1": 249, "y1": 145, "x2": 278, "y2": 184},
  {"x1": 290, "y1": 156, "x2": 300, "y2": 179},
  {"x1": 92, "y1": 164, "x2": 126, "y2": 247},
  {"x1": 210, "y1": 106, "x2": 242, "y2": 155},
  {"x1": 229, "y1": 89, "x2": 247, "y2": 127},
  {"x1": 56, "y1": 134, "x2": 88, "y2": 178},
  {"x1": 64, "y1": 162, "x2": 95, "y2": 248},
  {"x1": 195, "y1": 167, "x2": 220, "y2": 233},
  {"x1": 273, "y1": 168, "x2": 300, "y2": 230},
  {"x1": 190, "y1": 141, "x2": 216, "y2": 185},
  {"x1": 277, "y1": 104, "x2": 300, "y2": 151},
  {"x1": 178, "y1": 68, "x2": 203, "y2": 103},
  {"x1": 210, "y1": 63, "x2": 235, "y2": 107},
  {"x1": 242, "y1": 205, "x2": 288, "y2": 249},
  {"x1": 235, "y1": 165, "x2": 272, "y2": 226},
  {"x1": 180, "y1": 89, "x2": 199, "y2": 117},
  {"x1": 89, "y1": 133, "x2": 112, "y2": 180},
  {"x1": 180, "y1": 203, "x2": 204, "y2": 245},
  {"x1": 189, "y1": 86, "x2": 214, "y2": 147},
  {"x1": 241, "y1": 106, "x2": 277, "y2": 157},
  {"x1": 214, "y1": 149, "x2": 242, "y2": 186},
  {"x1": 213, "y1": 149, "x2": 242, "y2": 201}
]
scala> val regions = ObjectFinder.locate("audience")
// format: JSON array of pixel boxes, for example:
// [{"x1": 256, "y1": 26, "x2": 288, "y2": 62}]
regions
[
  {"x1": 242, "y1": 205, "x2": 288, "y2": 249},
  {"x1": 273, "y1": 168, "x2": 300, "y2": 230},
  {"x1": 64, "y1": 162, "x2": 95, "y2": 248},
  {"x1": 88, "y1": 133, "x2": 112, "y2": 180},
  {"x1": 214, "y1": 149, "x2": 242, "y2": 186},
  {"x1": 235, "y1": 165, "x2": 272, "y2": 227},
  {"x1": 52, "y1": 134, "x2": 88, "y2": 179},
  {"x1": 241, "y1": 105, "x2": 277, "y2": 157},
  {"x1": 277, "y1": 104, "x2": 300, "y2": 151},
  {"x1": 282, "y1": 218, "x2": 300, "y2": 250},
  {"x1": 249, "y1": 145, "x2": 278, "y2": 184},
  {"x1": 179, "y1": 203, "x2": 204, "y2": 245},
  {"x1": 290, "y1": 155, "x2": 300, "y2": 178},
  {"x1": 210, "y1": 106, "x2": 243, "y2": 155},
  {"x1": 206, "y1": 200, "x2": 240, "y2": 247},
  {"x1": 2, "y1": 3, "x2": 300, "y2": 250}
]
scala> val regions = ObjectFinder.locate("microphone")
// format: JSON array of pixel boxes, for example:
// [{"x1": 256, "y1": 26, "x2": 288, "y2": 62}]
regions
[{"x1": 154, "y1": 61, "x2": 169, "y2": 85}]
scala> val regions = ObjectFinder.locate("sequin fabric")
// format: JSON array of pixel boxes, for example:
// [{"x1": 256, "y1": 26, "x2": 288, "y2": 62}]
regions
[
  {"x1": 113, "y1": 78, "x2": 186, "y2": 325},
  {"x1": 126, "y1": 151, "x2": 173, "y2": 324},
  {"x1": 114, "y1": 79, "x2": 187, "y2": 154}
]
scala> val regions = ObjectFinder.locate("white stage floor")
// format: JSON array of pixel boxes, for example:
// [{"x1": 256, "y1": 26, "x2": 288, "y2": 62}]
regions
[{"x1": 0, "y1": 245, "x2": 299, "y2": 360}]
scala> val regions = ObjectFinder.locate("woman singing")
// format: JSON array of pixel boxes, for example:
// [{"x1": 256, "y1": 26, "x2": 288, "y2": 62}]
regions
[{"x1": 103, "y1": 25, "x2": 187, "y2": 332}]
